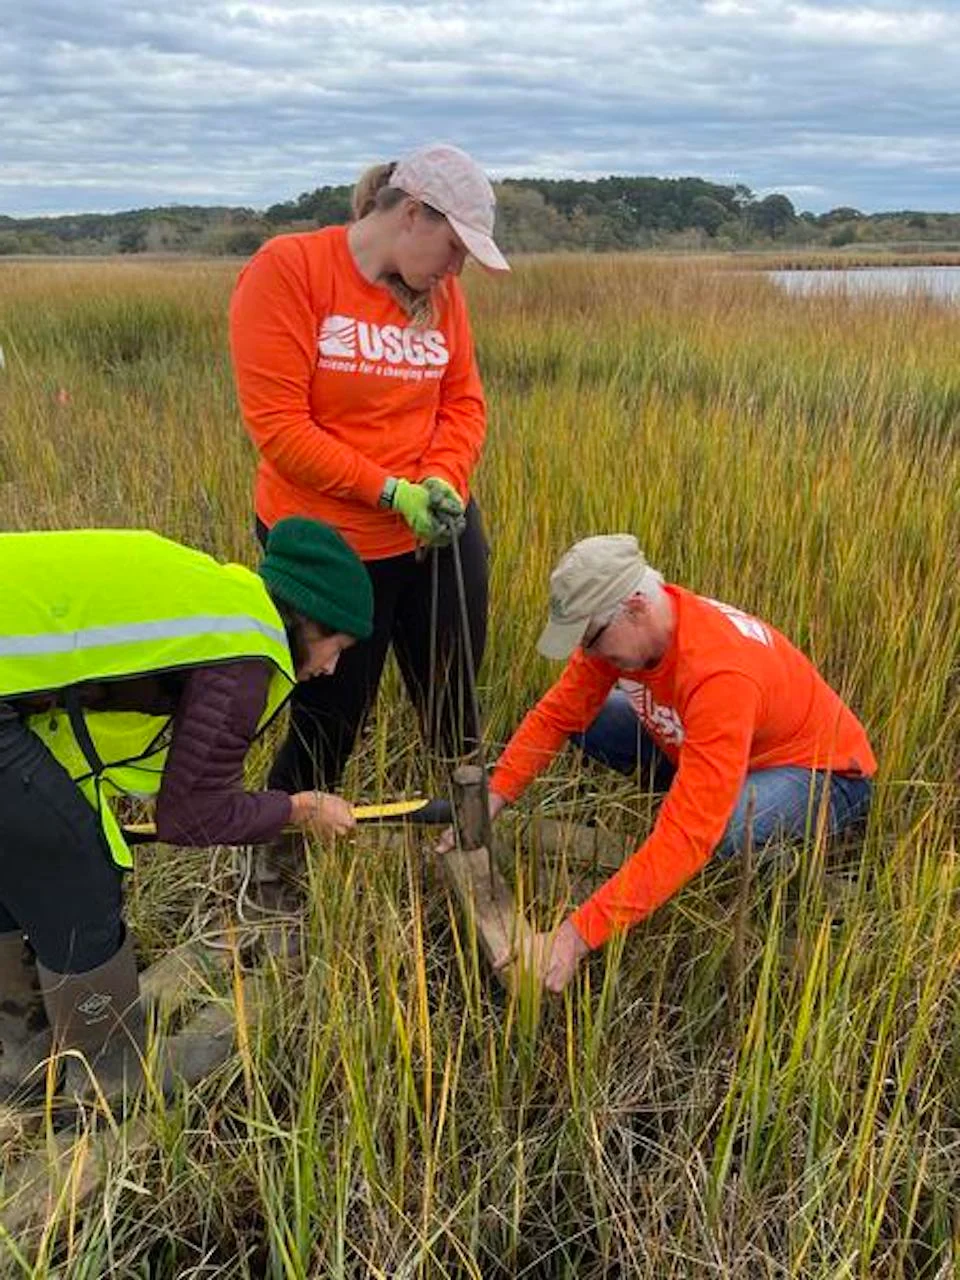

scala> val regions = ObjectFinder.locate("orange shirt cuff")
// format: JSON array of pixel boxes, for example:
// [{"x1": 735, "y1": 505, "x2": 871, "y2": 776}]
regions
[
  {"x1": 568, "y1": 900, "x2": 610, "y2": 950},
  {"x1": 356, "y1": 464, "x2": 391, "y2": 509},
  {"x1": 488, "y1": 766, "x2": 524, "y2": 805}
]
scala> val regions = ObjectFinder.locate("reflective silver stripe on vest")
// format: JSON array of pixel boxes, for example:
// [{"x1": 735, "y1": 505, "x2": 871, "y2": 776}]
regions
[{"x1": 0, "y1": 615, "x2": 287, "y2": 657}]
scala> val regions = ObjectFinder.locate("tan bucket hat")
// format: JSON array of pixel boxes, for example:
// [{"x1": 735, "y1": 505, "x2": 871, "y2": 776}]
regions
[{"x1": 537, "y1": 534, "x2": 661, "y2": 659}]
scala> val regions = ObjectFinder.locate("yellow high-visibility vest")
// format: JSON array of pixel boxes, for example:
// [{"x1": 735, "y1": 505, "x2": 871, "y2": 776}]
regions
[{"x1": 0, "y1": 530, "x2": 295, "y2": 866}]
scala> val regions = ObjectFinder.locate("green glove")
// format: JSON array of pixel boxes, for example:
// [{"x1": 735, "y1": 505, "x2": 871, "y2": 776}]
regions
[
  {"x1": 422, "y1": 476, "x2": 464, "y2": 519},
  {"x1": 422, "y1": 477, "x2": 466, "y2": 539},
  {"x1": 391, "y1": 479, "x2": 451, "y2": 545}
]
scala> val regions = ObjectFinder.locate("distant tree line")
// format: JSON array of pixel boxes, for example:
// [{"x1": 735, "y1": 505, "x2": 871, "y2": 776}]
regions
[
  {"x1": 0, "y1": 205, "x2": 267, "y2": 257},
  {"x1": 2, "y1": 178, "x2": 960, "y2": 257}
]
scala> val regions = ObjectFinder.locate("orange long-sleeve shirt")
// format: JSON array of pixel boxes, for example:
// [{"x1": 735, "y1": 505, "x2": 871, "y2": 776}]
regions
[
  {"x1": 490, "y1": 586, "x2": 876, "y2": 948},
  {"x1": 229, "y1": 226, "x2": 487, "y2": 560}
]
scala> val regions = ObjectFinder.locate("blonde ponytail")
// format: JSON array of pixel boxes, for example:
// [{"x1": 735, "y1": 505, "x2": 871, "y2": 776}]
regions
[{"x1": 351, "y1": 162, "x2": 399, "y2": 221}]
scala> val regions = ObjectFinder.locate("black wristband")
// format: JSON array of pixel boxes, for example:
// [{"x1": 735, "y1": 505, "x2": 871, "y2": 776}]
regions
[{"x1": 379, "y1": 476, "x2": 399, "y2": 509}]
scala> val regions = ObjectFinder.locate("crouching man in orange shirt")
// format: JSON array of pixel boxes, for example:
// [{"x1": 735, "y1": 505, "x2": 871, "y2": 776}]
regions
[{"x1": 485, "y1": 534, "x2": 876, "y2": 993}]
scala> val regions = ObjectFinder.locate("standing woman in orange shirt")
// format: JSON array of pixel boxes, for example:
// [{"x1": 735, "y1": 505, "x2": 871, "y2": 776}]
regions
[{"x1": 229, "y1": 144, "x2": 509, "y2": 799}]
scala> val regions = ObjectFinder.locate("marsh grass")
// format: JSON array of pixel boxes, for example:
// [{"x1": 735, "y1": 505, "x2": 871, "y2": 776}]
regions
[{"x1": 0, "y1": 253, "x2": 957, "y2": 1276}]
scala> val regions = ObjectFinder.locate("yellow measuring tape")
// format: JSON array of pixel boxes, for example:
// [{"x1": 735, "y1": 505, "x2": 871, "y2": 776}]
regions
[{"x1": 123, "y1": 797, "x2": 436, "y2": 841}]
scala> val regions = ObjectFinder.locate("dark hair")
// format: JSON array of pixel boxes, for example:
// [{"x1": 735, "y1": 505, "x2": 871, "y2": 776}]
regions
[{"x1": 351, "y1": 160, "x2": 446, "y2": 328}]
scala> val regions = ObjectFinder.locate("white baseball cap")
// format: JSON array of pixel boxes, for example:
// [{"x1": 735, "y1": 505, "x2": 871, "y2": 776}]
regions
[
  {"x1": 537, "y1": 535, "x2": 662, "y2": 660},
  {"x1": 390, "y1": 144, "x2": 510, "y2": 273}
]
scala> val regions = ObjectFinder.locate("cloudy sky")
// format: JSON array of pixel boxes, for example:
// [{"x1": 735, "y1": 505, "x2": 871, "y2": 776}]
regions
[{"x1": 3, "y1": 0, "x2": 959, "y2": 218}]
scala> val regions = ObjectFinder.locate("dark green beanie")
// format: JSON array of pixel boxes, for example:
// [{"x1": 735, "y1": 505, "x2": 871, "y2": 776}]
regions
[{"x1": 260, "y1": 517, "x2": 373, "y2": 640}]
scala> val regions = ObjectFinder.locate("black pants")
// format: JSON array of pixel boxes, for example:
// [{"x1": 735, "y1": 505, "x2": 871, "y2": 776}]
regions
[
  {"x1": 262, "y1": 500, "x2": 489, "y2": 792},
  {"x1": 0, "y1": 704, "x2": 124, "y2": 973}
]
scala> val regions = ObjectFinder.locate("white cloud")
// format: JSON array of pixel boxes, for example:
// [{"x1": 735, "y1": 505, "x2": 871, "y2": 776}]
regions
[
  {"x1": 787, "y1": 5, "x2": 948, "y2": 45},
  {"x1": 1, "y1": 0, "x2": 958, "y2": 216}
]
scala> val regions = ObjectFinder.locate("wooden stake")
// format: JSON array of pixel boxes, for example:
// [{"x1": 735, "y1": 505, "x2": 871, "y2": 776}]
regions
[
  {"x1": 443, "y1": 766, "x2": 535, "y2": 989},
  {"x1": 452, "y1": 764, "x2": 488, "y2": 851}
]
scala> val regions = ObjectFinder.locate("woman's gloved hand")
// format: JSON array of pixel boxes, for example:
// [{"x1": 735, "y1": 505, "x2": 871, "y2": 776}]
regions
[
  {"x1": 422, "y1": 476, "x2": 464, "y2": 517},
  {"x1": 392, "y1": 479, "x2": 462, "y2": 546},
  {"x1": 391, "y1": 479, "x2": 439, "y2": 541},
  {"x1": 422, "y1": 477, "x2": 467, "y2": 540}
]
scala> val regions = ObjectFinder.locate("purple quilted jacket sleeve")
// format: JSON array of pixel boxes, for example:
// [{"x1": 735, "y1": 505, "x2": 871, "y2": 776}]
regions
[{"x1": 154, "y1": 659, "x2": 293, "y2": 846}]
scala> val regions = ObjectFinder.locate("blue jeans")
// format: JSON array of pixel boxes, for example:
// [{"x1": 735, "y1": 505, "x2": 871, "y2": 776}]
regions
[{"x1": 571, "y1": 690, "x2": 873, "y2": 859}]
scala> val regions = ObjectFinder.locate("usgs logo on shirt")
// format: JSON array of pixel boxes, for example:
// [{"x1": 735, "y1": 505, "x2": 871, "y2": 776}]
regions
[{"x1": 318, "y1": 315, "x2": 449, "y2": 368}]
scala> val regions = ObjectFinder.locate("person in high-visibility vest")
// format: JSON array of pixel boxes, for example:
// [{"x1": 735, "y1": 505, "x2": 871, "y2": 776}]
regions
[{"x1": 0, "y1": 516, "x2": 372, "y2": 1105}]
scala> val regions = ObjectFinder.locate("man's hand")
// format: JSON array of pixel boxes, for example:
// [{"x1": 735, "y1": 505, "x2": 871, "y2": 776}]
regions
[
  {"x1": 290, "y1": 791, "x2": 356, "y2": 837},
  {"x1": 434, "y1": 789, "x2": 507, "y2": 855},
  {"x1": 513, "y1": 919, "x2": 590, "y2": 994}
]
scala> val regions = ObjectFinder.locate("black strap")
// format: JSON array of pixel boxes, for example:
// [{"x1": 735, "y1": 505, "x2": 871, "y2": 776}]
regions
[{"x1": 63, "y1": 687, "x2": 105, "y2": 780}]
